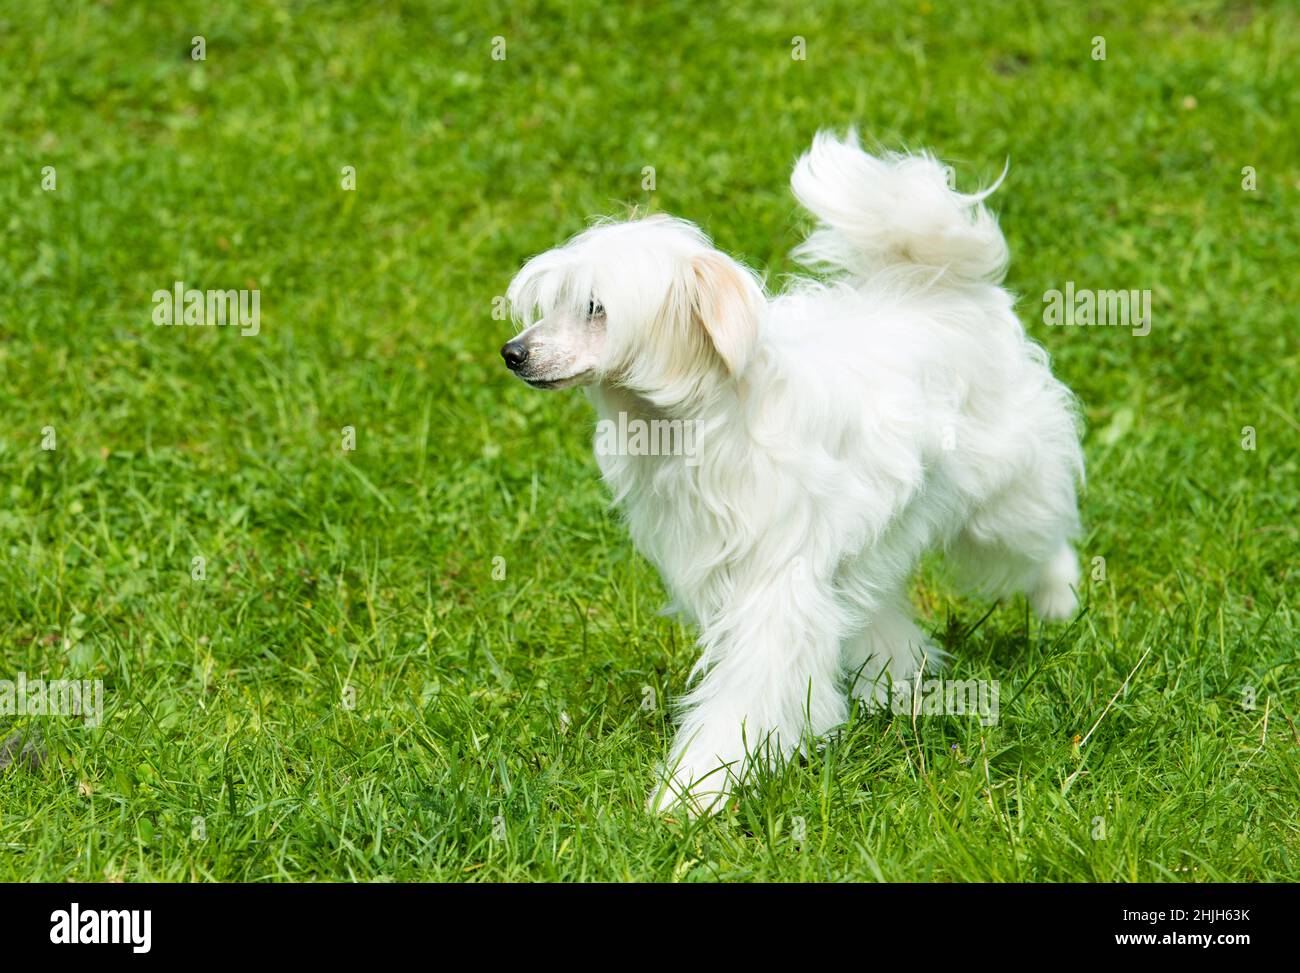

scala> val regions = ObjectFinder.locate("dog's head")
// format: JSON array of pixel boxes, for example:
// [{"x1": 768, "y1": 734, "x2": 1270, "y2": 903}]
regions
[{"x1": 503, "y1": 216, "x2": 764, "y2": 405}]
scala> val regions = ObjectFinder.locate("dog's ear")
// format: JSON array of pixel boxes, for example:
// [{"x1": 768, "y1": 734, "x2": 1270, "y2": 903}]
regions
[{"x1": 690, "y1": 251, "x2": 762, "y2": 377}]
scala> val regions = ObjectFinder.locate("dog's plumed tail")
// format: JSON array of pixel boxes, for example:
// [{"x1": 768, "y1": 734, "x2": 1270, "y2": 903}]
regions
[{"x1": 791, "y1": 130, "x2": 1009, "y2": 287}]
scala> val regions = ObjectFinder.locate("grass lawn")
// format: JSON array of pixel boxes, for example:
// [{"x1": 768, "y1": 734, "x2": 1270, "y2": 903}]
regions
[{"x1": 0, "y1": 0, "x2": 1296, "y2": 882}]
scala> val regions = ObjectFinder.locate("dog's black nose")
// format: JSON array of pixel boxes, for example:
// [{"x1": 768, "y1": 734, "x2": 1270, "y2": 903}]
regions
[{"x1": 501, "y1": 340, "x2": 528, "y2": 371}]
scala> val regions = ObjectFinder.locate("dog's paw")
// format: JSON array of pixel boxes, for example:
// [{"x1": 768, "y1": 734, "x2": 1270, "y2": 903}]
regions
[
  {"x1": 1030, "y1": 581, "x2": 1078, "y2": 622},
  {"x1": 1029, "y1": 545, "x2": 1080, "y2": 622},
  {"x1": 851, "y1": 670, "x2": 929, "y2": 717},
  {"x1": 647, "y1": 761, "x2": 735, "y2": 818},
  {"x1": 849, "y1": 671, "x2": 897, "y2": 712},
  {"x1": 849, "y1": 643, "x2": 941, "y2": 713},
  {"x1": 648, "y1": 776, "x2": 732, "y2": 819}
]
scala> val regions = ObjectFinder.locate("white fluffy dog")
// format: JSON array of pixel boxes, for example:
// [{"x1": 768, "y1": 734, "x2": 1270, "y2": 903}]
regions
[{"x1": 503, "y1": 132, "x2": 1083, "y2": 815}]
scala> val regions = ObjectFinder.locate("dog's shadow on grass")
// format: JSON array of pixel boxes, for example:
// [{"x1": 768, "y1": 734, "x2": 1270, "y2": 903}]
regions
[{"x1": 931, "y1": 597, "x2": 1085, "y2": 676}]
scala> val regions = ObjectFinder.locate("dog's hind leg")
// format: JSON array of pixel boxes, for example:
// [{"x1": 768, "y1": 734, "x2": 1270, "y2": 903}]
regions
[
  {"x1": 842, "y1": 591, "x2": 944, "y2": 711},
  {"x1": 951, "y1": 484, "x2": 1081, "y2": 623}
]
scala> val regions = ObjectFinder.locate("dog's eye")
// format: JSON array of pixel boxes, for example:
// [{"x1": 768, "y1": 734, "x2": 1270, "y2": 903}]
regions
[{"x1": 586, "y1": 300, "x2": 604, "y2": 318}]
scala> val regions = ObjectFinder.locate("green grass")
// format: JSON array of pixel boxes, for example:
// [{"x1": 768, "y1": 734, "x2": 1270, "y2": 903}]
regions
[{"x1": 0, "y1": 0, "x2": 1297, "y2": 882}]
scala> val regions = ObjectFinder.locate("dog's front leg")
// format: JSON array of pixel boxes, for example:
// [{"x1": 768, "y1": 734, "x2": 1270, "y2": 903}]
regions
[{"x1": 649, "y1": 559, "x2": 848, "y2": 816}]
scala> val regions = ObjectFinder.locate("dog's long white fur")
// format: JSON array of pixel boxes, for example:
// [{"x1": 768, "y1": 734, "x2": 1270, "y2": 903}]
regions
[{"x1": 506, "y1": 131, "x2": 1084, "y2": 815}]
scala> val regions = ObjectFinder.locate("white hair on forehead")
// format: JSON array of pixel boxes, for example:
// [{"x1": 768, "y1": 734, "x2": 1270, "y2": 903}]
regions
[
  {"x1": 506, "y1": 248, "x2": 598, "y2": 328},
  {"x1": 507, "y1": 215, "x2": 714, "y2": 328}
]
